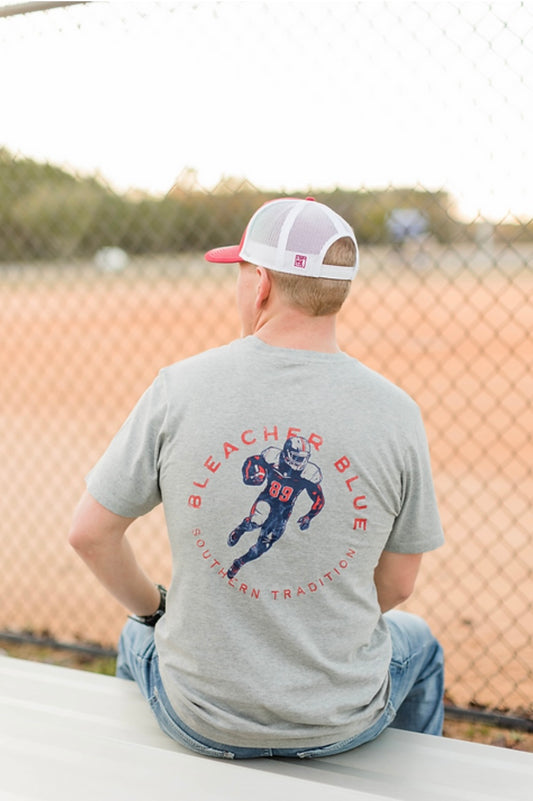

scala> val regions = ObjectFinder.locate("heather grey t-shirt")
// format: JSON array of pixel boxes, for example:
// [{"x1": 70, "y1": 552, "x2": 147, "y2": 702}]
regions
[{"x1": 87, "y1": 336, "x2": 443, "y2": 748}]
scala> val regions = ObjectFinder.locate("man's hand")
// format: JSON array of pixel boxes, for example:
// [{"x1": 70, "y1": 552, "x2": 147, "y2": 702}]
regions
[{"x1": 298, "y1": 514, "x2": 311, "y2": 530}]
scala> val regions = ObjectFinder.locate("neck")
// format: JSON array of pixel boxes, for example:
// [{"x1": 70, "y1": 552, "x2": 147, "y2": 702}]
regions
[{"x1": 252, "y1": 312, "x2": 340, "y2": 354}]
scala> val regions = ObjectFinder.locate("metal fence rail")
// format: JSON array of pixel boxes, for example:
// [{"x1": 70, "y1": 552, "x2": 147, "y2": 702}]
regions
[{"x1": 0, "y1": 1, "x2": 531, "y2": 722}]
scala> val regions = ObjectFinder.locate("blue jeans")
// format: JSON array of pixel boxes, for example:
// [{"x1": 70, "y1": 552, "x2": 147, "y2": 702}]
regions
[{"x1": 116, "y1": 610, "x2": 444, "y2": 760}]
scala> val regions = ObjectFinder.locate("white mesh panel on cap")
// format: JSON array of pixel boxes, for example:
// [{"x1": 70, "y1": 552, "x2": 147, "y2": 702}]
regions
[
  {"x1": 248, "y1": 203, "x2": 291, "y2": 248},
  {"x1": 287, "y1": 204, "x2": 338, "y2": 255}
]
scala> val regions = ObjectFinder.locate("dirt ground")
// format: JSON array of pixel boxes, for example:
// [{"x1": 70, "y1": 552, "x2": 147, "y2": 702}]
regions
[{"x1": 1, "y1": 245, "x2": 532, "y2": 717}]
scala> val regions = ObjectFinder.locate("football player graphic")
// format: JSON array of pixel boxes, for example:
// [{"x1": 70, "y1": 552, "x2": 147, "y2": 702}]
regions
[{"x1": 226, "y1": 436, "x2": 325, "y2": 579}]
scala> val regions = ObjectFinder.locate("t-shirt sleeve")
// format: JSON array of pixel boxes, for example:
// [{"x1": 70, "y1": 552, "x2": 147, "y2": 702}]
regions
[
  {"x1": 384, "y1": 406, "x2": 444, "y2": 554},
  {"x1": 85, "y1": 373, "x2": 167, "y2": 518}
]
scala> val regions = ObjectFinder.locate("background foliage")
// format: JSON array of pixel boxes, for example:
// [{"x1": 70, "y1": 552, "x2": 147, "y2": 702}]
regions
[{"x1": 5, "y1": 148, "x2": 528, "y2": 263}]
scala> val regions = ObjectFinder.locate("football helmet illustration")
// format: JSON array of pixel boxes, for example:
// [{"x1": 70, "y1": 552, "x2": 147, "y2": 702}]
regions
[{"x1": 281, "y1": 436, "x2": 312, "y2": 472}]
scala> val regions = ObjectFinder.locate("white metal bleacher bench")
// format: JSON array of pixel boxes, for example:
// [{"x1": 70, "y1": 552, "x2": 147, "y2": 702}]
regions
[{"x1": 0, "y1": 656, "x2": 531, "y2": 801}]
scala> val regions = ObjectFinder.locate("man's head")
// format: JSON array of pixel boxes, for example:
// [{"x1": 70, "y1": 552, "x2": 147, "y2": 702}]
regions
[{"x1": 205, "y1": 197, "x2": 358, "y2": 317}]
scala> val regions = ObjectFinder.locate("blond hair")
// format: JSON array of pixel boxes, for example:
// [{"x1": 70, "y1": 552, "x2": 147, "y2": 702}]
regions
[{"x1": 266, "y1": 236, "x2": 356, "y2": 316}]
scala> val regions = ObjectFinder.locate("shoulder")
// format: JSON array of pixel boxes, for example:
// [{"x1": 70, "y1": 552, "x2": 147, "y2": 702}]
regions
[
  {"x1": 349, "y1": 358, "x2": 416, "y2": 404},
  {"x1": 346, "y1": 359, "x2": 422, "y2": 427},
  {"x1": 301, "y1": 462, "x2": 322, "y2": 484},
  {"x1": 162, "y1": 340, "x2": 242, "y2": 375},
  {"x1": 158, "y1": 340, "x2": 246, "y2": 393},
  {"x1": 261, "y1": 446, "x2": 282, "y2": 465}
]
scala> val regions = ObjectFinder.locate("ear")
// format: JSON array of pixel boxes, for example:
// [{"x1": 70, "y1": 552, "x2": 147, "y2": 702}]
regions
[{"x1": 255, "y1": 266, "x2": 272, "y2": 309}]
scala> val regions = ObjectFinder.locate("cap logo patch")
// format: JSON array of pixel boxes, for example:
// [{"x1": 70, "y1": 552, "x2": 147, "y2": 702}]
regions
[{"x1": 294, "y1": 254, "x2": 307, "y2": 269}]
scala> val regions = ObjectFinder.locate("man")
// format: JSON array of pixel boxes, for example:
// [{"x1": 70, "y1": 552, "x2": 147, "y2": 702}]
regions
[{"x1": 69, "y1": 196, "x2": 444, "y2": 759}]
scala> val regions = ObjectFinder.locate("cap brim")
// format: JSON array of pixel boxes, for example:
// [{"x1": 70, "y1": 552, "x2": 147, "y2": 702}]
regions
[{"x1": 204, "y1": 245, "x2": 242, "y2": 264}]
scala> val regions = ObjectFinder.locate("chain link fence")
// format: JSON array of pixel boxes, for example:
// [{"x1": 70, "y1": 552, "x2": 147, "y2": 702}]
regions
[{"x1": 0, "y1": 1, "x2": 531, "y2": 723}]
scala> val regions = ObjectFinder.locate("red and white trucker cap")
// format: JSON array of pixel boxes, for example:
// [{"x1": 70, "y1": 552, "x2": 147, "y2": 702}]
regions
[{"x1": 205, "y1": 197, "x2": 359, "y2": 280}]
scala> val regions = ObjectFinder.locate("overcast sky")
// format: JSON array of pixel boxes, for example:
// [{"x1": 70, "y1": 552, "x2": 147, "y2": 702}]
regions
[{"x1": 1, "y1": 0, "x2": 532, "y2": 221}]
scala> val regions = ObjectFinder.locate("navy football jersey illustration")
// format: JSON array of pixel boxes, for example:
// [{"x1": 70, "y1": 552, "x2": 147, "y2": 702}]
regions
[{"x1": 227, "y1": 436, "x2": 325, "y2": 578}]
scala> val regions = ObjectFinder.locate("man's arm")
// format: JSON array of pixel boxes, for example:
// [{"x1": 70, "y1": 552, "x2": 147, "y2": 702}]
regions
[
  {"x1": 374, "y1": 550, "x2": 423, "y2": 613},
  {"x1": 298, "y1": 482, "x2": 325, "y2": 530},
  {"x1": 68, "y1": 490, "x2": 161, "y2": 617}
]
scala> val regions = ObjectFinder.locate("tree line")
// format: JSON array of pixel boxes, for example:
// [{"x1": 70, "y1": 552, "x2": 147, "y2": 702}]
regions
[{"x1": 0, "y1": 149, "x2": 524, "y2": 263}]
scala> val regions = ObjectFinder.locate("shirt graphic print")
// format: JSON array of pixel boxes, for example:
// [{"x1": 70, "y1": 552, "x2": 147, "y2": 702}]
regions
[{"x1": 226, "y1": 436, "x2": 325, "y2": 579}]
